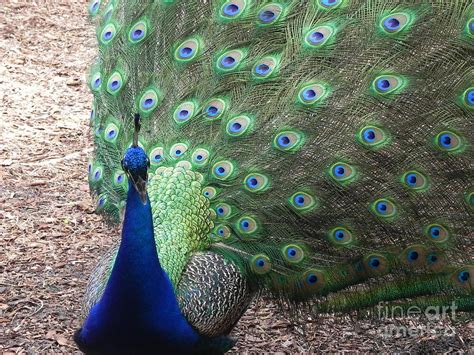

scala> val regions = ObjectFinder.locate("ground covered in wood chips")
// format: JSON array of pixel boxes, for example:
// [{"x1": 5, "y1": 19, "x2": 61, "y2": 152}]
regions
[{"x1": 0, "y1": 1, "x2": 472, "y2": 353}]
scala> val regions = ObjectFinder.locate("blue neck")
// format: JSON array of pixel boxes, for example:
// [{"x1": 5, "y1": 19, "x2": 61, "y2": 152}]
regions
[{"x1": 76, "y1": 181, "x2": 199, "y2": 352}]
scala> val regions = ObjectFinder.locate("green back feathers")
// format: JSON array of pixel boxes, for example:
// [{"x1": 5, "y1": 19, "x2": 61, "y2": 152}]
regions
[{"x1": 87, "y1": 0, "x2": 473, "y2": 311}]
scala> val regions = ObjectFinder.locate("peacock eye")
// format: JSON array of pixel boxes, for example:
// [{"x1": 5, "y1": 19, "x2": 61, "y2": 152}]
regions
[
  {"x1": 90, "y1": 72, "x2": 102, "y2": 92},
  {"x1": 203, "y1": 98, "x2": 227, "y2": 120},
  {"x1": 217, "y1": 50, "x2": 245, "y2": 72},
  {"x1": 318, "y1": 0, "x2": 344, "y2": 9},
  {"x1": 282, "y1": 244, "x2": 304, "y2": 263},
  {"x1": 139, "y1": 88, "x2": 160, "y2": 114},
  {"x1": 174, "y1": 101, "x2": 196, "y2": 124},
  {"x1": 380, "y1": 13, "x2": 410, "y2": 34},
  {"x1": 257, "y1": 4, "x2": 283, "y2": 25},
  {"x1": 304, "y1": 26, "x2": 334, "y2": 48},
  {"x1": 215, "y1": 203, "x2": 232, "y2": 219},
  {"x1": 149, "y1": 147, "x2": 165, "y2": 165},
  {"x1": 170, "y1": 143, "x2": 188, "y2": 159},
  {"x1": 364, "y1": 254, "x2": 389, "y2": 275},
  {"x1": 401, "y1": 170, "x2": 429, "y2": 191},
  {"x1": 212, "y1": 160, "x2": 234, "y2": 180},
  {"x1": 250, "y1": 254, "x2": 272, "y2": 274},
  {"x1": 302, "y1": 269, "x2": 326, "y2": 290},
  {"x1": 214, "y1": 224, "x2": 231, "y2": 238},
  {"x1": 129, "y1": 20, "x2": 148, "y2": 44},
  {"x1": 425, "y1": 224, "x2": 450, "y2": 243},
  {"x1": 236, "y1": 216, "x2": 258, "y2": 235},
  {"x1": 252, "y1": 56, "x2": 278, "y2": 79},
  {"x1": 372, "y1": 75, "x2": 404, "y2": 95},
  {"x1": 100, "y1": 23, "x2": 117, "y2": 45},
  {"x1": 371, "y1": 198, "x2": 397, "y2": 218},
  {"x1": 226, "y1": 115, "x2": 251, "y2": 137},
  {"x1": 104, "y1": 122, "x2": 119, "y2": 143},
  {"x1": 435, "y1": 131, "x2": 463, "y2": 152},
  {"x1": 220, "y1": 0, "x2": 247, "y2": 20},
  {"x1": 202, "y1": 186, "x2": 218, "y2": 199},
  {"x1": 106, "y1": 72, "x2": 124, "y2": 95},
  {"x1": 358, "y1": 125, "x2": 387, "y2": 148},
  {"x1": 88, "y1": 0, "x2": 100, "y2": 16},
  {"x1": 329, "y1": 227, "x2": 353, "y2": 246},
  {"x1": 329, "y1": 162, "x2": 356, "y2": 184},
  {"x1": 273, "y1": 130, "x2": 304, "y2": 152},
  {"x1": 289, "y1": 191, "x2": 317, "y2": 212},
  {"x1": 244, "y1": 173, "x2": 269, "y2": 192},
  {"x1": 297, "y1": 83, "x2": 329, "y2": 106},
  {"x1": 175, "y1": 38, "x2": 201, "y2": 62},
  {"x1": 191, "y1": 148, "x2": 210, "y2": 166}
]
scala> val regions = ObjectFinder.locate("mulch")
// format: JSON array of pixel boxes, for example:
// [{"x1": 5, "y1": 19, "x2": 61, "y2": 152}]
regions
[{"x1": 0, "y1": 1, "x2": 472, "y2": 353}]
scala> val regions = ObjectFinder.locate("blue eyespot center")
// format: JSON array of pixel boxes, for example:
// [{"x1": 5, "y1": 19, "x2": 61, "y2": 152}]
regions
[
  {"x1": 221, "y1": 55, "x2": 236, "y2": 68},
  {"x1": 154, "y1": 154, "x2": 162, "y2": 161},
  {"x1": 303, "y1": 89, "x2": 316, "y2": 100},
  {"x1": 309, "y1": 31, "x2": 324, "y2": 44},
  {"x1": 94, "y1": 78, "x2": 101, "y2": 87},
  {"x1": 196, "y1": 155, "x2": 203, "y2": 161},
  {"x1": 377, "y1": 79, "x2": 391, "y2": 91},
  {"x1": 429, "y1": 226, "x2": 440, "y2": 238},
  {"x1": 307, "y1": 274, "x2": 318, "y2": 284},
  {"x1": 256, "y1": 258, "x2": 265, "y2": 267},
  {"x1": 406, "y1": 173, "x2": 417, "y2": 186},
  {"x1": 175, "y1": 149, "x2": 182, "y2": 156},
  {"x1": 458, "y1": 271, "x2": 469, "y2": 283},
  {"x1": 256, "y1": 63, "x2": 270, "y2": 75},
  {"x1": 428, "y1": 254, "x2": 438, "y2": 263},
  {"x1": 108, "y1": 130, "x2": 116, "y2": 138},
  {"x1": 334, "y1": 165, "x2": 345, "y2": 177},
  {"x1": 335, "y1": 230, "x2": 344, "y2": 240},
  {"x1": 231, "y1": 122, "x2": 242, "y2": 132},
  {"x1": 206, "y1": 106, "x2": 219, "y2": 116},
  {"x1": 369, "y1": 257, "x2": 380, "y2": 268},
  {"x1": 259, "y1": 10, "x2": 276, "y2": 22},
  {"x1": 180, "y1": 47, "x2": 193, "y2": 58},
  {"x1": 132, "y1": 29, "x2": 144, "y2": 39},
  {"x1": 110, "y1": 80, "x2": 119, "y2": 90},
  {"x1": 384, "y1": 17, "x2": 400, "y2": 30},
  {"x1": 248, "y1": 177, "x2": 258, "y2": 187},
  {"x1": 377, "y1": 202, "x2": 387, "y2": 212},
  {"x1": 363, "y1": 129, "x2": 376, "y2": 142},
  {"x1": 217, "y1": 207, "x2": 224, "y2": 214},
  {"x1": 216, "y1": 166, "x2": 226, "y2": 175},
  {"x1": 178, "y1": 109, "x2": 189, "y2": 119},
  {"x1": 466, "y1": 90, "x2": 474, "y2": 104},
  {"x1": 224, "y1": 4, "x2": 240, "y2": 16},
  {"x1": 241, "y1": 220, "x2": 250, "y2": 229},
  {"x1": 143, "y1": 98, "x2": 154, "y2": 108},
  {"x1": 294, "y1": 194, "x2": 305, "y2": 206},
  {"x1": 104, "y1": 31, "x2": 113, "y2": 40},
  {"x1": 117, "y1": 175, "x2": 123, "y2": 182},
  {"x1": 408, "y1": 251, "x2": 419, "y2": 261},
  {"x1": 440, "y1": 134, "x2": 451, "y2": 147},
  {"x1": 278, "y1": 135, "x2": 290, "y2": 147},
  {"x1": 287, "y1": 248, "x2": 297, "y2": 257}
]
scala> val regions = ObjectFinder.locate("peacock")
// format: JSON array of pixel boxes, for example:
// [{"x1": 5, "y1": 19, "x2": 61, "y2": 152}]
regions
[{"x1": 76, "y1": 0, "x2": 473, "y2": 353}]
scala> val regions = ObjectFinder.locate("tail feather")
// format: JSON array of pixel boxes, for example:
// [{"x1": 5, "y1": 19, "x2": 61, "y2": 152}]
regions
[{"x1": 86, "y1": 0, "x2": 473, "y2": 311}]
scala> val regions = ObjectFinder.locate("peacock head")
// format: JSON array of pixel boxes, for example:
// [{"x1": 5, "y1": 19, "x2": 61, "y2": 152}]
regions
[{"x1": 121, "y1": 114, "x2": 150, "y2": 204}]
